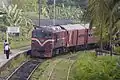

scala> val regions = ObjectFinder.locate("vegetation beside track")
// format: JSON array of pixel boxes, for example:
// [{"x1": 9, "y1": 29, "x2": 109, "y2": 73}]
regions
[
  {"x1": 31, "y1": 59, "x2": 75, "y2": 80},
  {"x1": 31, "y1": 51, "x2": 80, "y2": 80},
  {"x1": 1, "y1": 50, "x2": 119, "y2": 80},
  {"x1": 114, "y1": 46, "x2": 120, "y2": 55},
  {"x1": 69, "y1": 52, "x2": 120, "y2": 80},
  {"x1": 0, "y1": 53, "x2": 29, "y2": 79},
  {"x1": 0, "y1": 40, "x2": 30, "y2": 53},
  {"x1": 31, "y1": 51, "x2": 120, "y2": 80},
  {"x1": 49, "y1": 59, "x2": 74, "y2": 80},
  {"x1": 31, "y1": 60, "x2": 52, "y2": 80}
]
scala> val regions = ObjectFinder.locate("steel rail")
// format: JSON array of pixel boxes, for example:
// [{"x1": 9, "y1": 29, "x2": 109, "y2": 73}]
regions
[
  {"x1": 26, "y1": 59, "x2": 45, "y2": 80},
  {"x1": 6, "y1": 61, "x2": 29, "y2": 80},
  {"x1": 66, "y1": 59, "x2": 77, "y2": 80},
  {"x1": 6, "y1": 59, "x2": 44, "y2": 80},
  {"x1": 47, "y1": 59, "x2": 62, "y2": 80},
  {"x1": 47, "y1": 53, "x2": 78, "y2": 80}
]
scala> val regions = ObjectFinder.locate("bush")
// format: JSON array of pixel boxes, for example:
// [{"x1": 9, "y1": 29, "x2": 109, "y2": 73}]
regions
[
  {"x1": 70, "y1": 52, "x2": 120, "y2": 80},
  {"x1": 114, "y1": 47, "x2": 120, "y2": 55}
]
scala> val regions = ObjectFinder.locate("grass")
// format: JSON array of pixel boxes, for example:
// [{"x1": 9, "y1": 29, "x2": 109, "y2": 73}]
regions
[
  {"x1": 31, "y1": 59, "x2": 75, "y2": 80},
  {"x1": 0, "y1": 42, "x2": 2, "y2": 51},
  {"x1": 31, "y1": 60, "x2": 52, "y2": 80},
  {"x1": 0, "y1": 40, "x2": 31, "y2": 53},
  {"x1": 50, "y1": 59, "x2": 74, "y2": 80},
  {"x1": 39, "y1": 59, "x2": 62, "y2": 80},
  {"x1": 0, "y1": 53, "x2": 29, "y2": 79},
  {"x1": 10, "y1": 40, "x2": 31, "y2": 49},
  {"x1": 31, "y1": 51, "x2": 79, "y2": 80}
]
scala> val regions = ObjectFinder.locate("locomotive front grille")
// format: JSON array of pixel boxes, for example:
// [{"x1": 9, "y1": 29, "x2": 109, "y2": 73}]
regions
[
  {"x1": 32, "y1": 47, "x2": 45, "y2": 53},
  {"x1": 33, "y1": 49, "x2": 45, "y2": 52},
  {"x1": 37, "y1": 47, "x2": 45, "y2": 53}
]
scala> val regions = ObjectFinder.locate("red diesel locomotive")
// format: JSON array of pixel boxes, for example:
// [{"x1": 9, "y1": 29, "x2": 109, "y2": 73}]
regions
[{"x1": 31, "y1": 24, "x2": 97, "y2": 58}]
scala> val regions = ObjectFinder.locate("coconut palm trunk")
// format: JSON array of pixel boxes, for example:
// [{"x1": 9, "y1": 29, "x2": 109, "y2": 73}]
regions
[
  {"x1": 100, "y1": 24, "x2": 103, "y2": 51},
  {"x1": 87, "y1": 0, "x2": 120, "y2": 55},
  {"x1": 109, "y1": 18, "x2": 113, "y2": 56}
]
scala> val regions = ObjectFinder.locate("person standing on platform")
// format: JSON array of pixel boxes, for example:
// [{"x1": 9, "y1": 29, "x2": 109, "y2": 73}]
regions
[{"x1": 4, "y1": 43, "x2": 10, "y2": 59}]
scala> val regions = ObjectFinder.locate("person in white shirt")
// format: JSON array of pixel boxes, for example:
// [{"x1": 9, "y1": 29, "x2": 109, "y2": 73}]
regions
[{"x1": 4, "y1": 43, "x2": 10, "y2": 59}]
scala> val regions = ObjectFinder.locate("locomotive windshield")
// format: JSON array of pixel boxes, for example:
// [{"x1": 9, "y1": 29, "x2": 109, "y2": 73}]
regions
[{"x1": 32, "y1": 30, "x2": 52, "y2": 38}]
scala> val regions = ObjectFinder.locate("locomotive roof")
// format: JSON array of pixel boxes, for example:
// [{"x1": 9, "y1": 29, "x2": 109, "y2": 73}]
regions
[
  {"x1": 34, "y1": 24, "x2": 90, "y2": 33},
  {"x1": 35, "y1": 25, "x2": 65, "y2": 33}
]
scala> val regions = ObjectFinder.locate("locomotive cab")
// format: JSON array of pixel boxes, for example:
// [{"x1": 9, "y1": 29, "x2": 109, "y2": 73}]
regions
[{"x1": 31, "y1": 28, "x2": 54, "y2": 57}]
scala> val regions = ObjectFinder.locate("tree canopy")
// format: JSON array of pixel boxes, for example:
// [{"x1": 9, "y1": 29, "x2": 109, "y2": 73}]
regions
[
  {"x1": 0, "y1": 2, "x2": 33, "y2": 40},
  {"x1": 87, "y1": 0, "x2": 120, "y2": 48}
]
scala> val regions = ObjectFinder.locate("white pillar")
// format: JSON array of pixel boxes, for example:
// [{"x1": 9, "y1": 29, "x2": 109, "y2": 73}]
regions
[{"x1": 53, "y1": 0, "x2": 56, "y2": 25}]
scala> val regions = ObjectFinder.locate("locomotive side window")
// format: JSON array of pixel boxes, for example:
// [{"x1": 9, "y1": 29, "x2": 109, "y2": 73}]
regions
[
  {"x1": 38, "y1": 31, "x2": 45, "y2": 38},
  {"x1": 32, "y1": 30, "x2": 45, "y2": 38}
]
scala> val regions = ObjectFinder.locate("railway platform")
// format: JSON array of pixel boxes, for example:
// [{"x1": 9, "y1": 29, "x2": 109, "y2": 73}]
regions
[{"x1": 0, "y1": 46, "x2": 30, "y2": 68}]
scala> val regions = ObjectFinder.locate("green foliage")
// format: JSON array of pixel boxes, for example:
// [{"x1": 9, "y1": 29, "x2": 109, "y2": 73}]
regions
[
  {"x1": 114, "y1": 46, "x2": 120, "y2": 54},
  {"x1": 0, "y1": 32, "x2": 5, "y2": 41},
  {"x1": 11, "y1": 0, "x2": 85, "y2": 21},
  {"x1": 0, "y1": 3, "x2": 33, "y2": 39},
  {"x1": 41, "y1": 0, "x2": 49, "y2": 18},
  {"x1": 0, "y1": 26, "x2": 6, "y2": 32},
  {"x1": 12, "y1": 0, "x2": 38, "y2": 12},
  {"x1": 70, "y1": 53, "x2": 120, "y2": 80},
  {"x1": 87, "y1": 0, "x2": 120, "y2": 44},
  {"x1": 12, "y1": 0, "x2": 48, "y2": 13},
  {"x1": 47, "y1": 0, "x2": 87, "y2": 8},
  {"x1": 11, "y1": 0, "x2": 49, "y2": 19},
  {"x1": 48, "y1": 4, "x2": 84, "y2": 20},
  {"x1": 1, "y1": 3, "x2": 23, "y2": 27}
]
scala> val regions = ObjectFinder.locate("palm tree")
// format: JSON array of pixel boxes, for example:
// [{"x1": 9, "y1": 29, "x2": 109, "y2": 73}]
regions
[{"x1": 87, "y1": 0, "x2": 120, "y2": 55}]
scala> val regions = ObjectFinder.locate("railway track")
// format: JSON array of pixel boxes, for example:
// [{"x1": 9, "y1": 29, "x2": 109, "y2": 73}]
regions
[
  {"x1": 47, "y1": 53, "x2": 78, "y2": 80},
  {"x1": 5, "y1": 50, "x2": 91, "y2": 80},
  {"x1": 6, "y1": 59, "x2": 45, "y2": 80}
]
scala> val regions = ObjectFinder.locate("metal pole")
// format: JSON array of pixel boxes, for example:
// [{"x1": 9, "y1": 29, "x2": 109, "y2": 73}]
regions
[
  {"x1": 109, "y1": 19, "x2": 113, "y2": 56},
  {"x1": 100, "y1": 24, "x2": 103, "y2": 50},
  {"x1": 38, "y1": 0, "x2": 41, "y2": 27},
  {"x1": 6, "y1": 30, "x2": 8, "y2": 43},
  {"x1": 53, "y1": 0, "x2": 56, "y2": 25}
]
